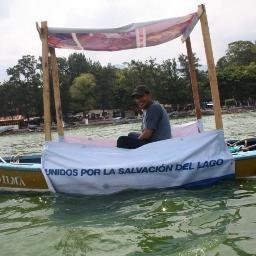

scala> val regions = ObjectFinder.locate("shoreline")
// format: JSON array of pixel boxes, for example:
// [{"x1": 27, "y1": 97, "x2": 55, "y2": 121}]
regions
[{"x1": 1, "y1": 106, "x2": 255, "y2": 136}]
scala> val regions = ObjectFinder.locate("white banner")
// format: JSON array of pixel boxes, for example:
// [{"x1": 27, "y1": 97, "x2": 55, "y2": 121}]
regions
[
  {"x1": 41, "y1": 130, "x2": 235, "y2": 195},
  {"x1": 62, "y1": 119, "x2": 203, "y2": 147},
  {"x1": 172, "y1": 119, "x2": 203, "y2": 138}
]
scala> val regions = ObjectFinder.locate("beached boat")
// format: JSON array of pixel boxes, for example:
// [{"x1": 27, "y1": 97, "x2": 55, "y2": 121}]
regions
[
  {"x1": 0, "y1": 4, "x2": 255, "y2": 194},
  {"x1": 0, "y1": 125, "x2": 15, "y2": 134}
]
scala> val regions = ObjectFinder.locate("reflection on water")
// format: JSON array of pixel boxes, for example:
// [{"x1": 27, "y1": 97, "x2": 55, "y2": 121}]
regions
[{"x1": 0, "y1": 111, "x2": 256, "y2": 255}]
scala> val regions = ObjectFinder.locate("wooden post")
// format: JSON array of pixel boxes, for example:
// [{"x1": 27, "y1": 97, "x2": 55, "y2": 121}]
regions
[
  {"x1": 50, "y1": 47, "x2": 64, "y2": 140},
  {"x1": 199, "y1": 4, "x2": 223, "y2": 129},
  {"x1": 185, "y1": 37, "x2": 202, "y2": 120},
  {"x1": 41, "y1": 21, "x2": 52, "y2": 141}
]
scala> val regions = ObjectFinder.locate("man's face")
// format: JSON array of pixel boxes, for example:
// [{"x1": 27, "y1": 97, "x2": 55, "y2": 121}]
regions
[{"x1": 134, "y1": 93, "x2": 151, "y2": 109}]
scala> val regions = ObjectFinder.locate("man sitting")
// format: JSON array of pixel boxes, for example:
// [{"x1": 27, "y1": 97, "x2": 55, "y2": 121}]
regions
[{"x1": 117, "y1": 85, "x2": 171, "y2": 149}]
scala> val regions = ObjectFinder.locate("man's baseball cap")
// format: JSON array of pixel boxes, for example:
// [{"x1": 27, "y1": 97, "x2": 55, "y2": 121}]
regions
[{"x1": 131, "y1": 85, "x2": 150, "y2": 97}]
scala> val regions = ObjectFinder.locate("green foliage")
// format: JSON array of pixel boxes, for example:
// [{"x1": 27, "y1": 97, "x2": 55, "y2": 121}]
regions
[
  {"x1": 0, "y1": 53, "x2": 209, "y2": 118},
  {"x1": 225, "y1": 98, "x2": 236, "y2": 107},
  {"x1": 217, "y1": 40, "x2": 256, "y2": 68},
  {"x1": 225, "y1": 41, "x2": 256, "y2": 66},
  {"x1": 55, "y1": 56, "x2": 71, "y2": 117},
  {"x1": 70, "y1": 73, "x2": 96, "y2": 113},
  {"x1": 0, "y1": 81, "x2": 18, "y2": 116},
  {"x1": 2, "y1": 55, "x2": 42, "y2": 118},
  {"x1": 1, "y1": 39, "x2": 256, "y2": 120},
  {"x1": 217, "y1": 40, "x2": 256, "y2": 105},
  {"x1": 68, "y1": 53, "x2": 93, "y2": 81}
]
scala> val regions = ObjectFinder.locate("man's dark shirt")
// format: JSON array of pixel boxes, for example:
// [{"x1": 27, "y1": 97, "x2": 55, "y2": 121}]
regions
[{"x1": 142, "y1": 101, "x2": 171, "y2": 142}]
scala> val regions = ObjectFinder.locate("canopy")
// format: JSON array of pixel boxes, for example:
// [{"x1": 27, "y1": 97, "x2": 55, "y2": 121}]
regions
[
  {"x1": 48, "y1": 12, "x2": 198, "y2": 51},
  {"x1": 39, "y1": 5, "x2": 224, "y2": 143}
]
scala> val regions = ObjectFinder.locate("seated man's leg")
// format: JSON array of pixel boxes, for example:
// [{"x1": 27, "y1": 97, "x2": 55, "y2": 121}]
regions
[
  {"x1": 128, "y1": 132, "x2": 141, "y2": 139},
  {"x1": 117, "y1": 136, "x2": 148, "y2": 149}
]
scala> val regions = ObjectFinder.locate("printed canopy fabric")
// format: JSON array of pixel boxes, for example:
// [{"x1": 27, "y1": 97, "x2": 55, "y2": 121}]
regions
[{"x1": 48, "y1": 12, "x2": 198, "y2": 51}]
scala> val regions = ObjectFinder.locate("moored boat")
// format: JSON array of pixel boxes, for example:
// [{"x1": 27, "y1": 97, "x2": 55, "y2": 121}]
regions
[
  {"x1": 1, "y1": 146, "x2": 256, "y2": 193},
  {"x1": 1, "y1": 4, "x2": 256, "y2": 195},
  {"x1": 0, "y1": 127, "x2": 256, "y2": 192}
]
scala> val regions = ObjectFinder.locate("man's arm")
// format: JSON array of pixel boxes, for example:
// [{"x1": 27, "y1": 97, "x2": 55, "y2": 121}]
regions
[{"x1": 138, "y1": 128, "x2": 154, "y2": 140}]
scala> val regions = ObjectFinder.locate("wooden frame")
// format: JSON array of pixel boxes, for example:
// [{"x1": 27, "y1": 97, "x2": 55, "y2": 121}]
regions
[
  {"x1": 49, "y1": 47, "x2": 64, "y2": 140},
  {"x1": 40, "y1": 21, "x2": 52, "y2": 141},
  {"x1": 38, "y1": 4, "x2": 223, "y2": 141},
  {"x1": 185, "y1": 36, "x2": 202, "y2": 120},
  {"x1": 37, "y1": 22, "x2": 64, "y2": 141},
  {"x1": 198, "y1": 4, "x2": 223, "y2": 129}
]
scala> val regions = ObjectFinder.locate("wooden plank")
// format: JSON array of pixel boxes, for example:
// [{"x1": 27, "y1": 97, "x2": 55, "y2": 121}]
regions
[
  {"x1": 41, "y1": 21, "x2": 52, "y2": 141},
  {"x1": 185, "y1": 37, "x2": 202, "y2": 120},
  {"x1": 235, "y1": 158, "x2": 256, "y2": 178},
  {"x1": 49, "y1": 47, "x2": 64, "y2": 139},
  {"x1": 199, "y1": 4, "x2": 223, "y2": 129}
]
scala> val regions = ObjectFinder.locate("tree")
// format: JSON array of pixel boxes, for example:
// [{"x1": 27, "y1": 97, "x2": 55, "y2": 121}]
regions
[
  {"x1": 90, "y1": 63, "x2": 117, "y2": 112},
  {"x1": 217, "y1": 40, "x2": 256, "y2": 105},
  {"x1": 70, "y1": 73, "x2": 96, "y2": 114},
  {"x1": 178, "y1": 53, "x2": 200, "y2": 79},
  {"x1": 217, "y1": 40, "x2": 256, "y2": 68},
  {"x1": 177, "y1": 53, "x2": 202, "y2": 106},
  {"x1": 112, "y1": 68, "x2": 134, "y2": 111},
  {"x1": 217, "y1": 63, "x2": 256, "y2": 105},
  {"x1": 68, "y1": 53, "x2": 93, "y2": 81},
  {"x1": 0, "y1": 81, "x2": 18, "y2": 117},
  {"x1": 157, "y1": 58, "x2": 180, "y2": 104},
  {"x1": 216, "y1": 56, "x2": 228, "y2": 70},
  {"x1": 6, "y1": 55, "x2": 42, "y2": 119},
  {"x1": 4, "y1": 40, "x2": 255, "y2": 120},
  {"x1": 56, "y1": 57, "x2": 71, "y2": 118}
]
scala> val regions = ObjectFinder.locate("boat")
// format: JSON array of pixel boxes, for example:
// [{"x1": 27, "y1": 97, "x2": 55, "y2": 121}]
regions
[
  {"x1": 0, "y1": 125, "x2": 15, "y2": 134},
  {"x1": 0, "y1": 4, "x2": 255, "y2": 194}
]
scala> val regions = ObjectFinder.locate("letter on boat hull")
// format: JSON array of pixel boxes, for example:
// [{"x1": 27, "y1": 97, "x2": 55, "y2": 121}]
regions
[{"x1": 0, "y1": 166, "x2": 48, "y2": 192}]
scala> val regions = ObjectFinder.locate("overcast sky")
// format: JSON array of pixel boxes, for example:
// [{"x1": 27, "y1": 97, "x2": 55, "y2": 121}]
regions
[{"x1": 1, "y1": 0, "x2": 256, "y2": 82}]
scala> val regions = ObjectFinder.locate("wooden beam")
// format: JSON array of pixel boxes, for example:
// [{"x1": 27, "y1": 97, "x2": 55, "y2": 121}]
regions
[
  {"x1": 198, "y1": 4, "x2": 223, "y2": 129},
  {"x1": 49, "y1": 47, "x2": 64, "y2": 140},
  {"x1": 36, "y1": 22, "x2": 41, "y2": 37},
  {"x1": 185, "y1": 37, "x2": 202, "y2": 120},
  {"x1": 41, "y1": 21, "x2": 52, "y2": 141}
]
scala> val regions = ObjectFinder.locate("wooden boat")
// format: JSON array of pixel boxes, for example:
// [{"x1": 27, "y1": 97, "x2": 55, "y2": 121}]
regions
[
  {"x1": 1, "y1": 4, "x2": 255, "y2": 194},
  {"x1": 0, "y1": 159, "x2": 48, "y2": 192},
  {"x1": 1, "y1": 148, "x2": 256, "y2": 192}
]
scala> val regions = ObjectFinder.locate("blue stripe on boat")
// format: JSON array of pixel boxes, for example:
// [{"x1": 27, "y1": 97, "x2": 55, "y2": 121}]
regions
[{"x1": 180, "y1": 174, "x2": 235, "y2": 188}]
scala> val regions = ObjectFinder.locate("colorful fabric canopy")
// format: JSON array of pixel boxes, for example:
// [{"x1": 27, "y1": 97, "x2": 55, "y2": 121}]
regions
[{"x1": 48, "y1": 12, "x2": 198, "y2": 51}]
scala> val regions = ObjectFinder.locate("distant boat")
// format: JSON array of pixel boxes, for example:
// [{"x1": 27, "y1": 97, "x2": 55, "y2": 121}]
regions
[{"x1": 0, "y1": 126, "x2": 15, "y2": 134}]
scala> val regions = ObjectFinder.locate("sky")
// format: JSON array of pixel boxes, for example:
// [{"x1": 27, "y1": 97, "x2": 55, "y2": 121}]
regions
[{"x1": 0, "y1": 0, "x2": 256, "y2": 82}]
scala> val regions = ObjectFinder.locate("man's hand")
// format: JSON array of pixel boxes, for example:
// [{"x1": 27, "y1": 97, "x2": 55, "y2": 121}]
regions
[{"x1": 138, "y1": 129, "x2": 154, "y2": 140}]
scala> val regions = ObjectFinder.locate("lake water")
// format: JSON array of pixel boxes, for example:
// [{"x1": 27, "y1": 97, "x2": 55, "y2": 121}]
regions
[{"x1": 0, "y1": 112, "x2": 256, "y2": 255}]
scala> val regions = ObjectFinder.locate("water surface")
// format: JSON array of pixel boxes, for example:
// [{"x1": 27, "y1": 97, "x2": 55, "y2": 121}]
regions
[{"x1": 0, "y1": 112, "x2": 256, "y2": 255}]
